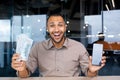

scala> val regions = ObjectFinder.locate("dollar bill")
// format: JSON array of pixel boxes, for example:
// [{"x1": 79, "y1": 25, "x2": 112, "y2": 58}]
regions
[{"x1": 16, "y1": 34, "x2": 33, "y2": 61}]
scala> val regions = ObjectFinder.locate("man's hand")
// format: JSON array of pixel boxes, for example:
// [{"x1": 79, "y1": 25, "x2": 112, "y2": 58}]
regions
[
  {"x1": 11, "y1": 53, "x2": 29, "y2": 78},
  {"x1": 88, "y1": 56, "x2": 106, "y2": 77},
  {"x1": 11, "y1": 53, "x2": 26, "y2": 71}
]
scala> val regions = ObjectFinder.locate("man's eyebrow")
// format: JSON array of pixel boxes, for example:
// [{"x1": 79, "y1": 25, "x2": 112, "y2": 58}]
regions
[
  {"x1": 48, "y1": 22, "x2": 64, "y2": 24},
  {"x1": 59, "y1": 22, "x2": 64, "y2": 23},
  {"x1": 48, "y1": 22, "x2": 54, "y2": 24}
]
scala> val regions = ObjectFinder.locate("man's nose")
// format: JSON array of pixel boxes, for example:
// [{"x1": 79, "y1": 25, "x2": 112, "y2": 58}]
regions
[{"x1": 54, "y1": 26, "x2": 59, "y2": 32}]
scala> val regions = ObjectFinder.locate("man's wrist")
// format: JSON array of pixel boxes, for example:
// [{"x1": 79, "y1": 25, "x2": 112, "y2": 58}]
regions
[
  {"x1": 87, "y1": 69, "x2": 98, "y2": 77},
  {"x1": 16, "y1": 68, "x2": 30, "y2": 78},
  {"x1": 88, "y1": 69, "x2": 97, "y2": 74}
]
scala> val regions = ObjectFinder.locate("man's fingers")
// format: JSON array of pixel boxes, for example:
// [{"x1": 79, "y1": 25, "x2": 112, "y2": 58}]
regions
[
  {"x1": 102, "y1": 56, "x2": 106, "y2": 60},
  {"x1": 13, "y1": 53, "x2": 20, "y2": 57},
  {"x1": 12, "y1": 53, "x2": 20, "y2": 61},
  {"x1": 11, "y1": 61, "x2": 24, "y2": 70}
]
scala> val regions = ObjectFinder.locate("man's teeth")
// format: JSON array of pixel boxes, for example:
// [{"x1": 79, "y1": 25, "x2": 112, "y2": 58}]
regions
[{"x1": 54, "y1": 34, "x2": 60, "y2": 36}]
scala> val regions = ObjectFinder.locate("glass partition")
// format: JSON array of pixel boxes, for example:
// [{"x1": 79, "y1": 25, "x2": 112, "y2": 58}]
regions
[{"x1": 0, "y1": 0, "x2": 120, "y2": 77}]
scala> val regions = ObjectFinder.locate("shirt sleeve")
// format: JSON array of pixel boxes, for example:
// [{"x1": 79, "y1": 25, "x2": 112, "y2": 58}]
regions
[
  {"x1": 26, "y1": 43, "x2": 38, "y2": 74},
  {"x1": 79, "y1": 46, "x2": 89, "y2": 76}
]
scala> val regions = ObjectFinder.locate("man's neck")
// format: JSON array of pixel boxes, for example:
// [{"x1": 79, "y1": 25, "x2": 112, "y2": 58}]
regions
[{"x1": 53, "y1": 37, "x2": 65, "y2": 49}]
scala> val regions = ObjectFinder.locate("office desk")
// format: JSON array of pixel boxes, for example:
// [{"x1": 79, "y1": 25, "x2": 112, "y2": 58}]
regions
[{"x1": 0, "y1": 76, "x2": 120, "y2": 80}]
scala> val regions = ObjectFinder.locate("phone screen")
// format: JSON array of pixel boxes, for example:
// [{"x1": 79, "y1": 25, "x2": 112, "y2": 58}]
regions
[{"x1": 92, "y1": 43, "x2": 103, "y2": 66}]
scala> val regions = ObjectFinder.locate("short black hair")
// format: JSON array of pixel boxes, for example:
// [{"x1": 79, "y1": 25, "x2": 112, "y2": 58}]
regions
[
  {"x1": 47, "y1": 13, "x2": 65, "y2": 23},
  {"x1": 98, "y1": 32, "x2": 104, "y2": 35}
]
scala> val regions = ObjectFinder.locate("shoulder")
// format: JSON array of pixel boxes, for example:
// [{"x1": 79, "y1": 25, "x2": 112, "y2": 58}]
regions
[
  {"x1": 67, "y1": 38, "x2": 89, "y2": 56},
  {"x1": 32, "y1": 39, "x2": 49, "y2": 49},
  {"x1": 67, "y1": 38, "x2": 86, "y2": 49},
  {"x1": 68, "y1": 38, "x2": 84, "y2": 45}
]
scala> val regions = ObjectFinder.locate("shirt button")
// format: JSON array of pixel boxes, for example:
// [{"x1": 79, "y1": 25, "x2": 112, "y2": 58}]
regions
[{"x1": 57, "y1": 69, "x2": 59, "y2": 71}]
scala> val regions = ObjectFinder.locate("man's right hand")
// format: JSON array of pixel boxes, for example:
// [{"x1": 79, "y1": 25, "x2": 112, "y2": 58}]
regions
[{"x1": 11, "y1": 53, "x2": 26, "y2": 71}]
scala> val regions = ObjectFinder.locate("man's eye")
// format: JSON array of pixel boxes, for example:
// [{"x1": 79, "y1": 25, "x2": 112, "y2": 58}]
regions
[
  {"x1": 49, "y1": 25, "x2": 55, "y2": 27},
  {"x1": 58, "y1": 24, "x2": 64, "y2": 26}
]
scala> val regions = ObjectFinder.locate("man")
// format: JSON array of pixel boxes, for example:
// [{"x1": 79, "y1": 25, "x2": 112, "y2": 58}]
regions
[
  {"x1": 11, "y1": 14, "x2": 106, "y2": 78},
  {"x1": 93, "y1": 33, "x2": 111, "y2": 50},
  {"x1": 93, "y1": 33, "x2": 106, "y2": 43}
]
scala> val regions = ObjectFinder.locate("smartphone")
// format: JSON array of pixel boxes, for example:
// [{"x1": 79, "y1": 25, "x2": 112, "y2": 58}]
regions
[{"x1": 92, "y1": 43, "x2": 103, "y2": 66}]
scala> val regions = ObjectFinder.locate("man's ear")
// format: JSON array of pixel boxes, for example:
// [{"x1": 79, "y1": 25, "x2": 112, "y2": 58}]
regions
[
  {"x1": 65, "y1": 24, "x2": 67, "y2": 29},
  {"x1": 64, "y1": 24, "x2": 67, "y2": 32},
  {"x1": 65, "y1": 24, "x2": 67, "y2": 27},
  {"x1": 46, "y1": 29, "x2": 49, "y2": 33},
  {"x1": 46, "y1": 26, "x2": 48, "y2": 32}
]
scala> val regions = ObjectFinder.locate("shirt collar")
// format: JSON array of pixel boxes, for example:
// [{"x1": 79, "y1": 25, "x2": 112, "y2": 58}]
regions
[{"x1": 47, "y1": 38, "x2": 69, "y2": 49}]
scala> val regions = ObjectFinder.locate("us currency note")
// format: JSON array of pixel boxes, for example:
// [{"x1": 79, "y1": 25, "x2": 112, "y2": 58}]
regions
[{"x1": 16, "y1": 34, "x2": 33, "y2": 61}]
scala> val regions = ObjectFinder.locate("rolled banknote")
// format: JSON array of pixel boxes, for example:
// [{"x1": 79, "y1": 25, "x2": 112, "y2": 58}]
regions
[{"x1": 16, "y1": 34, "x2": 33, "y2": 61}]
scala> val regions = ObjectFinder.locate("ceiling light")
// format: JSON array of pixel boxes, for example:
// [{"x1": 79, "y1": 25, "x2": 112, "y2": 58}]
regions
[
  {"x1": 105, "y1": 4, "x2": 110, "y2": 11},
  {"x1": 112, "y1": 0, "x2": 115, "y2": 8}
]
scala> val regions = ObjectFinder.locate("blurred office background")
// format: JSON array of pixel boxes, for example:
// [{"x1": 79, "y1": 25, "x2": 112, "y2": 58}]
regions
[{"x1": 0, "y1": 0, "x2": 120, "y2": 77}]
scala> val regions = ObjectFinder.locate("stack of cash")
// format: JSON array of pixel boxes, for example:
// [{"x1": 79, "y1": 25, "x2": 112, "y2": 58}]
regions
[{"x1": 16, "y1": 34, "x2": 33, "y2": 61}]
